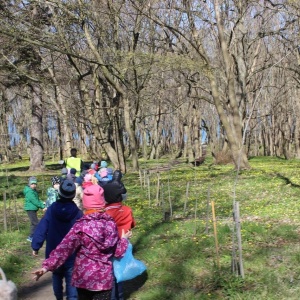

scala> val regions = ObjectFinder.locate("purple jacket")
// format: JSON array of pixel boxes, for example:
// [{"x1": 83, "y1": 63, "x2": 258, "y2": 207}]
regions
[{"x1": 42, "y1": 212, "x2": 128, "y2": 291}]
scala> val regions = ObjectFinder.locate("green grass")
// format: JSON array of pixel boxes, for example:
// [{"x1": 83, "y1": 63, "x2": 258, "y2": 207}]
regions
[{"x1": 2, "y1": 156, "x2": 300, "y2": 298}]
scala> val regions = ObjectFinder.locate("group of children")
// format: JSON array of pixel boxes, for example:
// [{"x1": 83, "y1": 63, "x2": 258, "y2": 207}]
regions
[{"x1": 23, "y1": 159, "x2": 136, "y2": 300}]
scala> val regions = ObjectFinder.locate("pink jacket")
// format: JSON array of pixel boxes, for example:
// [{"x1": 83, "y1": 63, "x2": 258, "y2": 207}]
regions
[{"x1": 42, "y1": 212, "x2": 128, "y2": 291}]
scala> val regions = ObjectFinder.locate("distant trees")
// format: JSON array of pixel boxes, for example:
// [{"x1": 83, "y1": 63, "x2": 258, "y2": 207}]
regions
[{"x1": 0, "y1": 0, "x2": 299, "y2": 170}]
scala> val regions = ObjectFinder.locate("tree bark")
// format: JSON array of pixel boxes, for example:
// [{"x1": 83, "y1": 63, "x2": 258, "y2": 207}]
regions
[
  {"x1": 123, "y1": 97, "x2": 139, "y2": 170},
  {"x1": 29, "y1": 85, "x2": 44, "y2": 171},
  {"x1": 0, "y1": 87, "x2": 12, "y2": 162}
]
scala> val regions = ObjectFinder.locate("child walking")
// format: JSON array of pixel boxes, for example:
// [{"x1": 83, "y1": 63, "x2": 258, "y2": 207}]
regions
[
  {"x1": 32, "y1": 184, "x2": 132, "y2": 300},
  {"x1": 23, "y1": 176, "x2": 46, "y2": 242},
  {"x1": 103, "y1": 172, "x2": 136, "y2": 300},
  {"x1": 45, "y1": 176, "x2": 61, "y2": 208},
  {"x1": 32, "y1": 179, "x2": 83, "y2": 300}
]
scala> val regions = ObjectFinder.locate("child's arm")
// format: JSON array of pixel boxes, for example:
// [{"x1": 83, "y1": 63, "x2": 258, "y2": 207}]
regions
[
  {"x1": 28, "y1": 189, "x2": 45, "y2": 209},
  {"x1": 114, "y1": 230, "x2": 131, "y2": 258}
]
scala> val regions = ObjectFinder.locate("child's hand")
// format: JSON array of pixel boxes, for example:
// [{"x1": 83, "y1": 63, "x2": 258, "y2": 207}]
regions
[
  {"x1": 122, "y1": 229, "x2": 132, "y2": 239},
  {"x1": 32, "y1": 268, "x2": 47, "y2": 281}
]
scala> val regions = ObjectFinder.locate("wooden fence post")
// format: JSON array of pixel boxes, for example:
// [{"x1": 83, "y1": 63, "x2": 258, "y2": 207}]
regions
[
  {"x1": 211, "y1": 201, "x2": 220, "y2": 268},
  {"x1": 147, "y1": 173, "x2": 151, "y2": 206},
  {"x1": 13, "y1": 194, "x2": 19, "y2": 231},
  {"x1": 167, "y1": 174, "x2": 173, "y2": 219},
  {"x1": 235, "y1": 201, "x2": 245, "y2": 278},
  {"x1": 194, "y1": 198, "x2": 198, "y2": 235},
  {"x1": 139, "y1": 169, "x2": 143, "y2": 188},
  {"x1": 155, "y1": 172, "x2": 160, "y2": 205},
  {"x1": 205, "y1": 186, "x2": 211, "y2": 234},
  {"x1": 184, "y1": 182, "x2": 189, "y2": 216},
  {"x1": 143, "y1": 170, "x2": 146, "y2": 187},
  {"x1": 3, "y1": 192, "x2": 7, "y2": 232}
]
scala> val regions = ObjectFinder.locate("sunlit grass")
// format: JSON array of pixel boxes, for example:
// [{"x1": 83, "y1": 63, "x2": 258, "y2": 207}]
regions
[{"x1": 1, "y1": 156, "x2": 300, "y2": 298}]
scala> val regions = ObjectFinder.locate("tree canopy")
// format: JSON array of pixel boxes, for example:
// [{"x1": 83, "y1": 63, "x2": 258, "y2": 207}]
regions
[{"x1": 0, "y1": 0, "x2": 299, "y2": 170}]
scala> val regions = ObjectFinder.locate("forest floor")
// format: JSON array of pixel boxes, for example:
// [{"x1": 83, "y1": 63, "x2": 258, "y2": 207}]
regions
[
  {"x1": 18, "y1": 257, "x2": 55, "y2": 300},
  {"x1": 17, "y1": 252, "x2": 147, "y2": 300}
]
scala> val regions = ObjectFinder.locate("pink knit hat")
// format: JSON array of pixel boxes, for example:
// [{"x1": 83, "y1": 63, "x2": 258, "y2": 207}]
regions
[
  {"x1": 82, "y1": 185, "x2": 105, "y2": 209},
  {"x1": 99, "y1": 168, "x2": 108, "y2": 178},
  {"x1": 84, "y1": 173, "x2": 92, "y2": 182}
]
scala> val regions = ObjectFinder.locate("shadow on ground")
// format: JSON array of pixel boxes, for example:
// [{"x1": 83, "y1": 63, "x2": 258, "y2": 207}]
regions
[
  {"x1": 18, "y1": 272, "x2": 53, "y2": 300},
  {"x1": 276, "y1": 173, "x2": 300, "y2": 187},
  {"x1": 124, "y1": 271, "x2": 148, "y2": 299},
  {"x1": 17, "y1": 271, "x2": 148, "y2": 300},
  {"x1": 2, "y1": 166, "x2": 30, "y2": 172}
]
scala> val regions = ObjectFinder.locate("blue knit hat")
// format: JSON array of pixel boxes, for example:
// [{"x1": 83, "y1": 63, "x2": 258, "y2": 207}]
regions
[
  {"x1": 70, "y1": 168, "x2": 77, "y2": 175},
  {"x1": 100, "y1": 161, "x2": 108, "y2": 168},
  {"x1": 58, "y1": 180, "x2": 76, "y2": 200}
]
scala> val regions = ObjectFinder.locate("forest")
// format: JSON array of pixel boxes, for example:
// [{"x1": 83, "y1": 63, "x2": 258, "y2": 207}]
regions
[{"x1": 0, "y1": 0, "x2": 299, "y2": 172}]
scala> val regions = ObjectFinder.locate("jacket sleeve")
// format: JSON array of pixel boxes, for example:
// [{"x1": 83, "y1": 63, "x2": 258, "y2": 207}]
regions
[
  {"x1": 114, "y1": 238, "x2": 129, "y2": 258},
  {"x1": 131, "y1": 211, "x2": 136, "y2": 229},
  {"x1": 32, "y1": 211, "x2": 49, "y2": 251},
  {"x1": 45, "y1": 188, "x2": 56, "y2": 208},
  {"x1": 28, "y1": 189, "x2": 45, "y2": 209},
  {"x1": 94, "y1": 172, "x2": 101, "y2": 182},
  {"x1": 42, "y1": 226, "x2": 80, "y2": 272}
]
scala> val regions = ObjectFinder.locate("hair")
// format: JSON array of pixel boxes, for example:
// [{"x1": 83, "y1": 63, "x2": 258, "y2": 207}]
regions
[
  {"x1": 70, "y1": 148, "x2": 77, "y2": 156},
  {"x1": 91, "y1": 176, "x2": 98, "y2": 185}
]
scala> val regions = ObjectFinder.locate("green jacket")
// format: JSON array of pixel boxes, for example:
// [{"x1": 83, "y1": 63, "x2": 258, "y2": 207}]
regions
[{"x1": 23, "y1": 186, "x2": 45, "y2": 211}]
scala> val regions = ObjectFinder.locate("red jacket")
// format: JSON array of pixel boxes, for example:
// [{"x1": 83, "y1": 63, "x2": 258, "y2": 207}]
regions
[{"x1": 105, "y1": 202, "x2": 136, "y2": 237}]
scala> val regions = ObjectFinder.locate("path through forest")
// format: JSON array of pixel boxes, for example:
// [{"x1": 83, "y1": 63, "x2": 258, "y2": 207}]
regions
[
  {"x1": 17, "y1": 255, "x2": 148, "y2": 300},
  {"x1": 18, "y1": 255, "x2": 55, "y2": 300}
]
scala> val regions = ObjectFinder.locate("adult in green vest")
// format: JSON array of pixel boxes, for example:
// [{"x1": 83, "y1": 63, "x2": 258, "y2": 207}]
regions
[{"x1": 65, "y1": 148, "x2": 84, "y2": 177}]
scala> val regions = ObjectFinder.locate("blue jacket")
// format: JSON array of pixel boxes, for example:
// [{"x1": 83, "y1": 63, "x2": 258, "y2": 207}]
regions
[
  {"x1": 45, "y1": 187, "x2": 59, "y2": 208},
  {"x1": 94, "y1": 172, "x2": 110, "y2": 187},
  {"x1": 32, "y1": 201, "x2": 83, "y2": 266}
]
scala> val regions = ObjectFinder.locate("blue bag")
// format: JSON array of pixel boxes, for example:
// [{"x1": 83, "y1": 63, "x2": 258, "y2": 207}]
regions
[{"x1": 113, "y1": 242, "x2": 147, "y2": 283}]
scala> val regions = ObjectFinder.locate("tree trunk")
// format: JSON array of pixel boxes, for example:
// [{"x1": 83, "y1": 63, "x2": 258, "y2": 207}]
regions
[
  {"x1": 29, "y1": 85, "x2": 44, "y2": 171},
  {"x1": 212, "y1": 0, "x2": 250, "y2": 170},
  {"x1": 141, "y1": 121, "x2": 149, "y2": 159},
  {"x1": 123, "y1": 97, "x2": 139, "y2": 171},
  {"x1": 150, "y1": 106, "x2": 161, "y2": 159},
  {"x1": 185, "y1": 121, "x2": 194, "y2": 163},
  {"x1": 210, "y1": 74, "x2": 250, "y2": 169},
  {"x1": 57, "y1": 114, "x2": 63, "y2": 160},
  {"x1": 46, "y1": 63, "x2": 72, "y2": 157},
  {"x1": 0, "y1": 88, "x2": 11, "y2": 162},
  {"x1": 192, "y1": 104, "x2": 201, "y2": 158},
  {"x1": 92, "y1": 74, "x2": 126, "y2": 172}
]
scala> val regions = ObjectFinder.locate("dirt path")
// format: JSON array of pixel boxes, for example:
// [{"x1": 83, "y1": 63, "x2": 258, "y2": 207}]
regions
[
  {"x1": 17, "y1": 256, "x2": 148, "y2": 300},
  {"x1": 18, "y1": 271, "x2": 55, "y2": 300},
  {"x1": 18, "y1": 255, "x2": 55, "y2": 300}
]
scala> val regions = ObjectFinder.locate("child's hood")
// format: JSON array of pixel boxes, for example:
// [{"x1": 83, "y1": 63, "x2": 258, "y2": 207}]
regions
[{"x1": 51, "y1": 201, "x2": 81, "y2": 222}]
